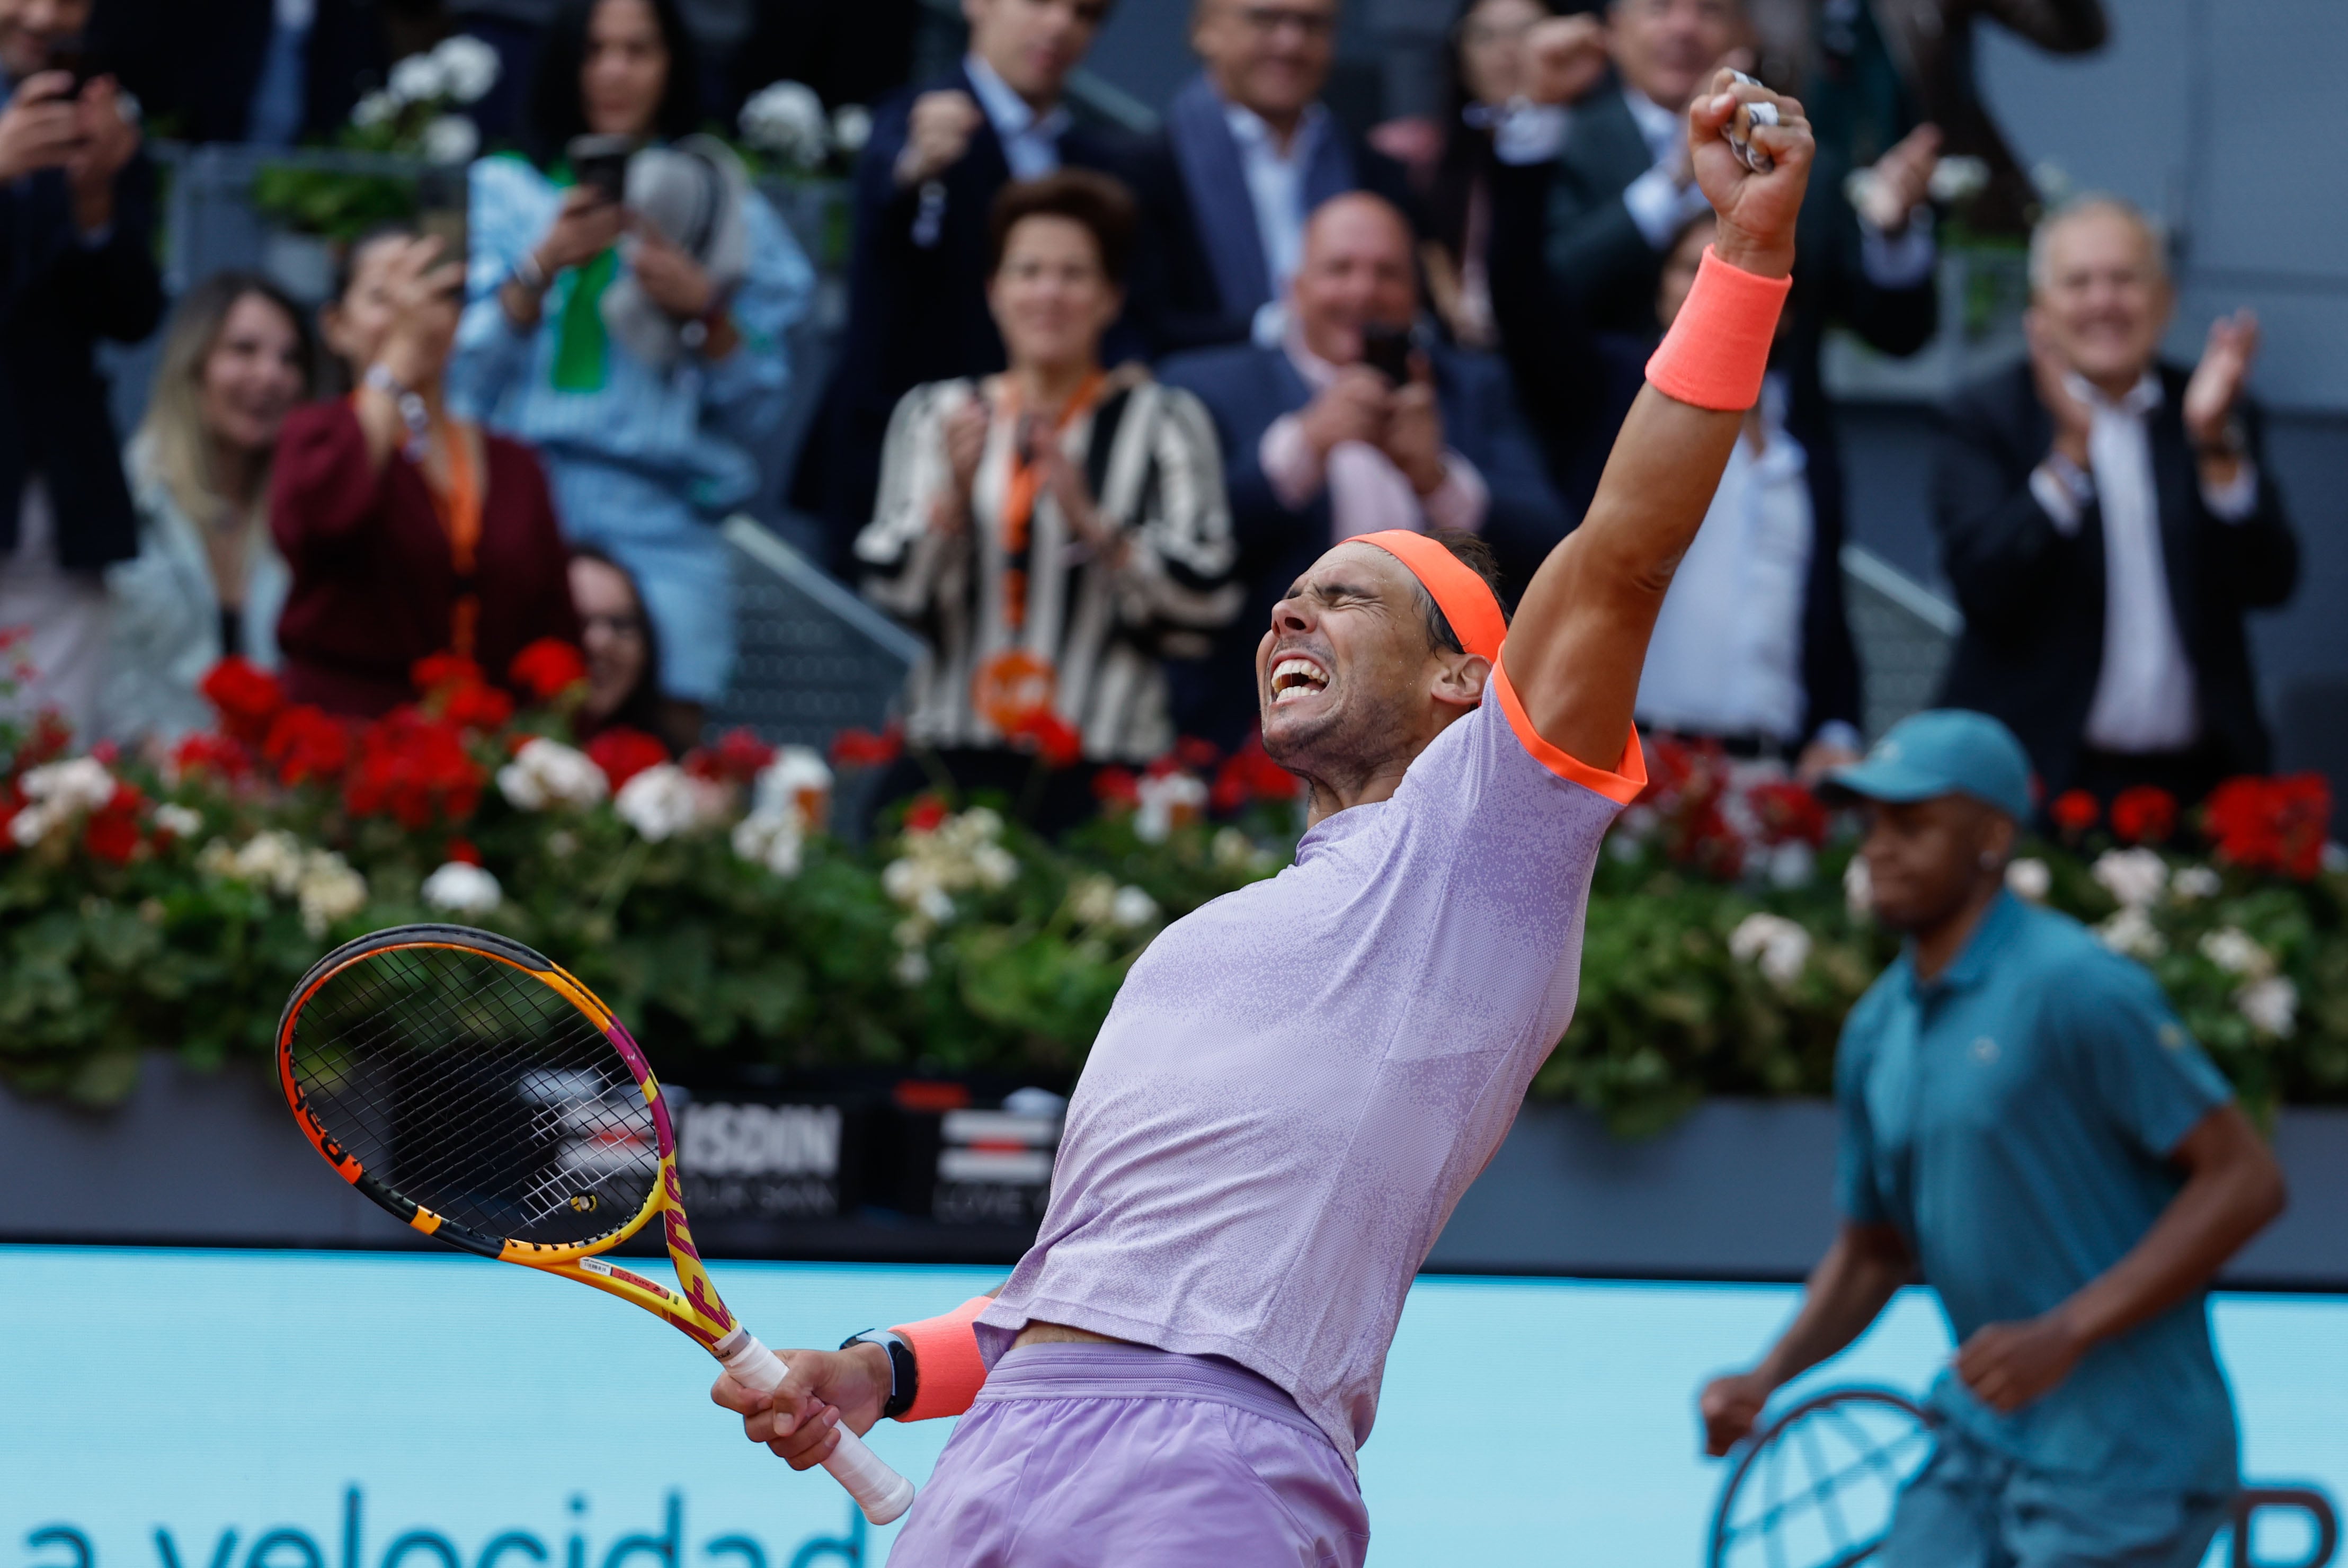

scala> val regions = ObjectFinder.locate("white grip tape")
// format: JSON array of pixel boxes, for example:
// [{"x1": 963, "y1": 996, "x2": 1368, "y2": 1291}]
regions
[{"x1": 720, "y1": 1333, "x2": 918, "y2": 1526}]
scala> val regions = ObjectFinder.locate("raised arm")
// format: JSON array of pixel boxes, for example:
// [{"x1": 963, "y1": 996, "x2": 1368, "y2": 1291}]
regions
[{"x1": 1499, "y1": 74, "x2": 1812, "y2": 770}]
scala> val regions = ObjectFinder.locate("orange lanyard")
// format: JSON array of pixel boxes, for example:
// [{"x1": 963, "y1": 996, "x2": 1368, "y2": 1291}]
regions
[
  {"x1": 992, "y1": 370, "x2": 1105, "y2": 633},
  {"x1": 430, "y1": 420, "x2": 484, "y2": 658}
]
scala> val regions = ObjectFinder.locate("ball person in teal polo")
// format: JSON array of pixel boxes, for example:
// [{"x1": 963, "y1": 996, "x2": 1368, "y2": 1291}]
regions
[{"x1": 1698, "y1": 710, "x2": 2287, "y2": 1566}]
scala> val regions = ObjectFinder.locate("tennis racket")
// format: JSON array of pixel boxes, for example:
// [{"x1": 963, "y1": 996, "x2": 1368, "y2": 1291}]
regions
[
  {"x1": 1707, "y1": 1387, "x2": 1935, "y2": 1568},
  {"x1": 276, "y1": 923, "x2": 918, "y2": 1526}
]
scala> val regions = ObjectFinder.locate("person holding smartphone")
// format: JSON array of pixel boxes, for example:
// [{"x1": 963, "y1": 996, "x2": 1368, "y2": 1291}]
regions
[
  {"x1": 448, "y1": 0, "x2": 812, "y2": 753},
  {"x1": 1158, "y1": 189, "x2": 1560, "y2": 747},
  {"x1": 0, "y1": 0, "x2": 163, "y2": 742}
]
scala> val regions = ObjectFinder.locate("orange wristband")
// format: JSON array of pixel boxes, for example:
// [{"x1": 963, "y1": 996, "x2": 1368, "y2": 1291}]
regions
[
  {"x1": 1644, "y1": 245, "x2": 1792, "y2": 412},
  {"x1": 889, "y1": 1295, "x2": 993, "y2": 1421}
]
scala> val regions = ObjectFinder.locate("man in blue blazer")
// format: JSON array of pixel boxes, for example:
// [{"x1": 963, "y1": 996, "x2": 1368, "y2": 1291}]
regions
[
  {"x1": 1127, "y1": 0, "x2": 1418, "y2": 354},
  {"x1": 789, "y1": 0, "x2": 1132, "y2": 573},
  {"x1": 1159, "y1": 192, "x2": 1561, "y2": 748}
]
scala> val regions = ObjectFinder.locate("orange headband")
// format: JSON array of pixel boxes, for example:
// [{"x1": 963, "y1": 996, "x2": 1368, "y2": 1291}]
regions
[{"x1": 1349, "y1": 530, "x2": 1507, "y2": 664}]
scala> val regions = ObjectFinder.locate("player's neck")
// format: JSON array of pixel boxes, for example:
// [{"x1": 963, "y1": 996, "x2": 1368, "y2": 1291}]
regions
[
  {"x1": 1909, "y1": 878, "x2": 2005, "y2": 984},
  {"x1": 1300, "y1": 755, "x2": 1417, "y2": 828}
]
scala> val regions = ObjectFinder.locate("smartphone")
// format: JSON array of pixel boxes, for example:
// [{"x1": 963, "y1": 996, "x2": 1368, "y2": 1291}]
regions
[
  {"x1": 45, "y1": 35, "x2": 96, "y2": 94},
  {"x1": 415, "y1": 165, "x2": 468, "y2": 260},
  {"x1": 1361, "y1": 323, "x2": 1414, "y2": 387},
  {"x1": 568, "y1": 133, "x2": 635, "y2": 206}
]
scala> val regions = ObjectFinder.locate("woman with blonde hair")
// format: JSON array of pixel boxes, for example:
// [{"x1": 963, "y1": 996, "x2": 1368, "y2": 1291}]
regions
[{"x1": 99, "y1": 271, "x2": 315, "y2": 745}]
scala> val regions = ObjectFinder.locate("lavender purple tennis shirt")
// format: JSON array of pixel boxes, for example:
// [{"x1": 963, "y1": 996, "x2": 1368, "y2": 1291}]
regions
[{"x1": 977, "y1": 676, "x2": 1642, "y2": 1467}]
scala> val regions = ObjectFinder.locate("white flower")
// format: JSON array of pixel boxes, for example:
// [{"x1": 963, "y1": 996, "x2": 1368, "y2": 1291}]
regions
[
  {"x1": 2092, "y1": 848, "x2": 2169, "y2": 911},
  {"x1": 831, "y1": 104, "x2": 873, "y2": 154},
  {"x1": 2171, "y1": 865, "x2": 2223, "y2": 903},
  {"x1": 1844, "y1": 854, "x2": 1873, "y2": 921},
  {"x1": 2199, "y1": 926, "x2": 2273, "y2": 979},
  {"x1": 1070, "y1": 874, "x2": 1117, "y2": 926},
  {"x1": 352, "y1": 89, "x2": 399, "y2": 129},
  {"x1": 2239, "y1": 976, "x2": 2299, "y2": 1038},
  {"x1": 430, "y1": 34, "x2": 501, "y2": 104},
  {"x1": 2325, "y1": 842, "x2": 2348, "y2": 876},
  {"x1": 295, "y1": 850, "x2": 368, "y2": 937},
  {"x1": 1766, "y1": 842, "x2": 1815, "y2": 890},
  {"x1": 972, "y1": 842, "x2": 1018, "y2": 889},
  {"x1": 2096, "y1": 906, "x2": 2166, "y2": 961},
  {"x1": 1109, "y1": 885, "x2": 1159, "y2": 931},
  {"x1": 153, "y1": 804, "x2": 204, "y2": 840},
  {"x1": 740, "y1": 80, "x2": 829, "y2": 167},
  {"x1": 225, "y1": 829, "x2": 306, "y2": 895},
  {"x1": 497, "y1": 738, "x2": 609, "y2": 812},
  {"x1": 613, "y1": 764, "x2": 702, "y2": 842},
  {"x1": 752, "y1": 746, "x2": 833, "y2": 833},
  {"x1": 731, "y1": 809, "x2": 805, "y2": 878},
  {"x1": 22, "y1": 756, "x2": 116, "y2": 813},
  {"x1": 1212, "y1": 826, "x2": 1267, "y2": 873},
  {"x1": 1729, "y1": 912, "x2": 1812, "y2": 990},
  {"x1": 421, "y1": 860, "x2": 502, "y2": 915},
  {"x1": 387, "y1": 52, "x2": 449, "y2": 105},
  {"x1": 1135, "y1": 771, "x2": 1208, "y2": 844},
  {"x1": 422, "y1": 114, "x2": 479, "y2": 165},
  {"x1": 2005, "y1": 857, "x2": 2051, "y2": 902},
  {"x1": 892, "y1": 947, "x2": 931, "y2": 985},
  {"x1": 1927, "y1": 155, "x2": 1991, "y2": 205}
]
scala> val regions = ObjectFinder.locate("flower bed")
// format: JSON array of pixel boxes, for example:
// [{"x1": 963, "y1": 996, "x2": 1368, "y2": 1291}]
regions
[{"x1": 1, "y1": 653, "x2": 2341, "y2": 1135}]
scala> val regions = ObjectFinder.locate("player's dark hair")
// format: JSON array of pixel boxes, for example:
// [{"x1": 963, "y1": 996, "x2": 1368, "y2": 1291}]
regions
[
  {"x1": 988, "y1": 170, "x2": 1140, "y2": 289},
  {"x1": 1421, "y1": 530, "x2": 1510, "y2": 655}
]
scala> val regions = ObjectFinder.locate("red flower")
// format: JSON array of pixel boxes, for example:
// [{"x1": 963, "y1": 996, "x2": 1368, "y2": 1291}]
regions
[
  {"x1": 345, "y1": 709, "x2": 485, "y2": 830},
  {"x1": 411, "y1": 651, "x2": 484, "y2": 697},
  {"x1": 2109, "y1": 785, "x2": 2178, "y2": 846},
  {"x1": 438, "y1": 681, "x2": 515, "y2": 733},
  {"x1": 1211, "y1": 734, "x2": 1301, "y2": 814},
  {"x1": 509, "y1": 638, "x2": 589, "y2": 702},
  {"x1": 445, "y1": 838, "x2": 483, "y2": 866},
  {"x1": 1747, "y1": 779, "x2": 1829, "y2": 848},
  {"x1": 585, "y1": 726, "x2": 669, "y2": 790},
  {"x1": 829, "y1": 724, "x2": 904, "y2": 770},
  {"x1": 172, "y1": 731, "x2": 252, "y2": 782},
  {"x1": 1092, "y1": 767, "x2": 1140, "y2": 808},
  {"x1": 2050, "y1": 790, "x2": 2101, "y2": 836},
  {"x1": 82, "y1": 783, "x2": 145, "y2": 865},
  {"x1": 198, "y1": 658, "x2": 283, "y2": 745},
  {"x1": 686, "y1": 726, "x2": 776, "y2": 785},
  {"x1": 2205, "y1": 774, "x2": 2332, "y2": 879},
  {"x1": 16, "y1": 708, "x2": 70, "y2": 769},
  {"x1": 1006, "y1": 710, "x2": 1083, "y2": 769},
  {"x1": 1173, "y1": 736, "x2": 1222, "y2": 774},
  {"x1": 262, "y1": 705, "x2": 353, "y2": 786},
  {"x1": 904, "y1": 793, "x2": 949, "y2": 833}
]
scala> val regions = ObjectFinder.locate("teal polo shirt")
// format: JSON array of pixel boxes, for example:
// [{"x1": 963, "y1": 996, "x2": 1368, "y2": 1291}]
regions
[{"x1": 1837, "y1": 892, "x2": 2238, "y2": 1493}]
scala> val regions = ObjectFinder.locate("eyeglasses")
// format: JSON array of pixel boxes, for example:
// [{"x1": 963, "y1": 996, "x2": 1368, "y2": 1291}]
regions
[{"x1": 1234, "y1": 4, "x2": 1336, "y2": 38}]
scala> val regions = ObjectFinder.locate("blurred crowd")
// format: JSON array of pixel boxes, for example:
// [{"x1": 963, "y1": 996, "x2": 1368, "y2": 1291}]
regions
[{"x1": 0, "y1": 0, "x2": 2303, "y2": 825}]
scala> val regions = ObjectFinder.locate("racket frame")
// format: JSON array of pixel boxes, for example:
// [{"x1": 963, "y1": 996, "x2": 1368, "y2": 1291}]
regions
[
  {"x1": 278, "y1": 925, "x2": 743, "y2": 1350},
  {"x1": 1707, "y1": 1385, "x2": 1937, "y2": 1568}
]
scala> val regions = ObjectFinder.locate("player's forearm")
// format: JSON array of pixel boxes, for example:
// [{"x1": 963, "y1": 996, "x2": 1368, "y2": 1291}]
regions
[
  {"x1": 2051, "y1": 1126, "x2": 2284, "y2": 1352},
  {"x1": 1754, "y1": 1226, "x2": 1911, "y2": 1389}
]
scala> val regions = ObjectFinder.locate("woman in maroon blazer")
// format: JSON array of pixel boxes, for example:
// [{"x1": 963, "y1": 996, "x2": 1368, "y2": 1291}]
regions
[{"x1": 272, "y1": 226, "x2": 579, "y2": 716}]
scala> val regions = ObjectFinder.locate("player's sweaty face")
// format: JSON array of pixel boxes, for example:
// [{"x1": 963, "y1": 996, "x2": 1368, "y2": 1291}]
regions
[{"x1": 1257, "y1": 544, "x2": 1431, "y2": 770}]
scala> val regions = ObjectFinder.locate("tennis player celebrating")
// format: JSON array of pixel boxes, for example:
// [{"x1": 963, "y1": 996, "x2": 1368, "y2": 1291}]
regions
[{"x1": 715, "y1": 72, "x2": 1815, "y2": 1564}]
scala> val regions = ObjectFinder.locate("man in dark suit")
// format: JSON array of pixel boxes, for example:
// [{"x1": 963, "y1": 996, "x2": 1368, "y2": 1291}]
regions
[
  {"x1": 92, "y1": 0, "x2": 391, "y2": 145},
  {"x1": 1159, "y1": 192, "x2": 1561, "y2": 747},
  {"x1": 1127, "y1": 0, "x2": 1418, "y2": 355},
  {"x1": 790, "y1": 0, "x2": 1127, "y2": 573},
  {"x1": 1936, "y1": 195, "x2": 2297, "y2": 808},
  {"x1": 0, "y1": 0, "x2": 163, "y2": 737}
]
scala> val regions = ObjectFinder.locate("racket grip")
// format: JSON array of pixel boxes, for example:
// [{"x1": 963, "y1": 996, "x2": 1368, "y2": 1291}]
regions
[{"x1": 719, "y1": 1332, "x2": 918, "y2": 1526}]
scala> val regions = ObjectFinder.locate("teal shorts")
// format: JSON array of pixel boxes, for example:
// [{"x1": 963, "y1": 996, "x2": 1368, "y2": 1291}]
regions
[{"x1": 1881, "y1": 1423, "x2": 2234, "y2": 1568}]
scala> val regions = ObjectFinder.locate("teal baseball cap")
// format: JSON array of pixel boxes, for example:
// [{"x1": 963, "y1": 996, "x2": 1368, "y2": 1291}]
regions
[{"x1": 1821, "y1": 709, "x2": 2035, "y2": 821}]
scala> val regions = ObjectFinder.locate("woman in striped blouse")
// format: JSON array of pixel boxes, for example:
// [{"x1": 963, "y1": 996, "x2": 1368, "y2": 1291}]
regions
[{"x1": 858, "y1": 172, "x2": 1240, "y2": 828}]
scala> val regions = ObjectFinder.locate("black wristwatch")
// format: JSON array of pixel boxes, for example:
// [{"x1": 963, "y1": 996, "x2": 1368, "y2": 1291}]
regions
[{"x1": 841, "y1": 1329, "x2": 918, "y2": 1419}]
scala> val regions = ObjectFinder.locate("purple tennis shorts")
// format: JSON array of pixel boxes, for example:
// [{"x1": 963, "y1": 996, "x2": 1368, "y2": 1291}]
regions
[{"x1": 885, "y1": 1342, "x2": 1371, "y2": 1567}]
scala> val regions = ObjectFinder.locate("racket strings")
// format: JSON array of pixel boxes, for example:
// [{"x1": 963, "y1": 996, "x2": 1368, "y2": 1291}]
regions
[
  {"x1": 1719, "y1": 1402, "x2": 1934, "y2": 1568},
  {"x1": 287, "y1": 943, "x2": 660, "y2": 1246}
]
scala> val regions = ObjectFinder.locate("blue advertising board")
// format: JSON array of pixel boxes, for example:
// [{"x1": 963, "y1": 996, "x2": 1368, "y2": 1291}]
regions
[{"x1": 2, "y1": 1250, "x2": 2341, "y2": 1565}]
